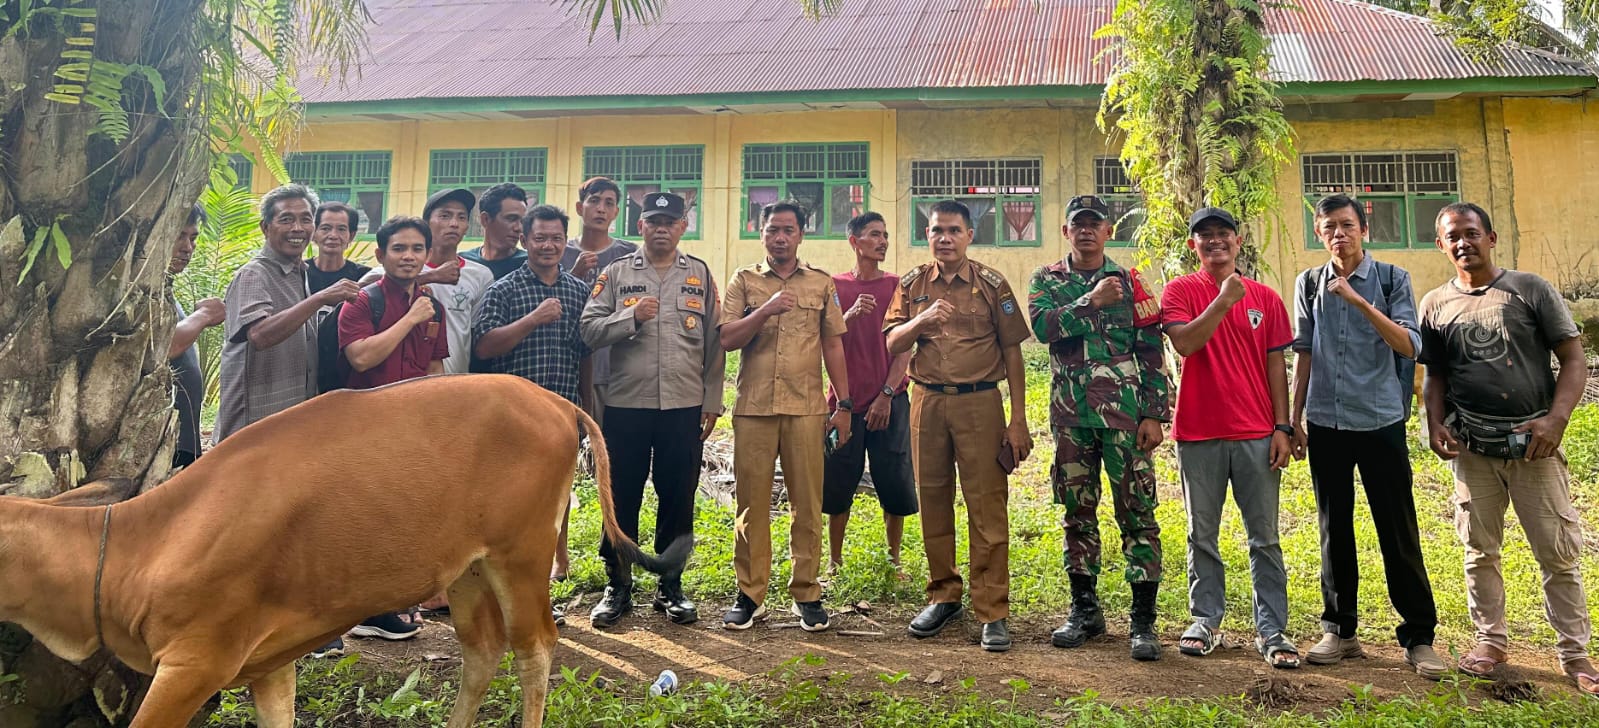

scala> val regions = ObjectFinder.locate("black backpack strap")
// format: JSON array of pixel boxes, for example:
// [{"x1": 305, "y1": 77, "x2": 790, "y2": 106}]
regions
[{"x1": 363, "y1": 282, "x2": 386, "y2": 329}]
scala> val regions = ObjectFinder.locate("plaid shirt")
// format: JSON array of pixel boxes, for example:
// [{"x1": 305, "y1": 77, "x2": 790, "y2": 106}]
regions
[{"x1": 472, "y1": 266, "x2": 590, "y2": 404}]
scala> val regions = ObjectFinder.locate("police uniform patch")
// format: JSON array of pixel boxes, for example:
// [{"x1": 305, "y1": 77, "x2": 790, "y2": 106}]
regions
[
  {"x1": 685, "y1": 296, "x2": 703, "y2": 310},
  {"x1": 591, "y1": 273, "x2": 607, "y2": 299},
  {"x1": 686, "y1": 275, "x2": 702, "y2": 286},
  {"x1": 624, "y1": 296, "x2": 640, "y2": 307},
  {"x1": 685, "y1": 315, "x2": 699, "y2": 330}
]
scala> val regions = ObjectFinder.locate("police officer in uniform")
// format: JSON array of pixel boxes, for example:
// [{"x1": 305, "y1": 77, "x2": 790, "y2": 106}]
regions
[
  {"x1": 579, "y1": 192, "x2": 725, "y2": 628},
  {"x1": 884, "y1": 199, "x2": 1033, "y2": 652}
]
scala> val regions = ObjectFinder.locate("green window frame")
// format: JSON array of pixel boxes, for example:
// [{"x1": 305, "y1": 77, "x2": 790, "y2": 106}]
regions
[
  {"x1": 285, "y1": 151, "x2": 393, "y2": 235},
  {"x1": 583, "y1": 145, "x2": 704, "y2": 240},
  {"x1": 907, "y1": 159, "x2": 1042, "y2": 248},
  {"x1": 1301, "y1": 152, "x2": 1460, "y2": 249},
  {"x1": 741, "y1": 142, "x2": 870, "y2": 239},
  {"x1": 1094, "y1": 157, "x2": 1145, "y2": 247},
  {"x1": 428, "y1": 148, "x2": 548, "y2": 240},
  {"x1": 225, "y1": 154, "x2": 253, "y2": 192}
]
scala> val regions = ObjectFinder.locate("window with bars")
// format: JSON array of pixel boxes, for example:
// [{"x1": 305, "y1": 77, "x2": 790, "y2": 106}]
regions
[
  {"x1": 1094, "y1": 157, "x2": 1145, "y2": 246},
  {"x1": 226, "y1": 154, "x2": 253, "y2": 192},
  {"x1": 428, "y1": 149, "x2": 548, "y2": 239},
  {"x1": 1301, "y1": 152, "x2": 1460, "y2": 248},
  {"x1": 285, "y1": 151, "x2": 392, "y2": 235},
  {"x1": 583, "y1": 146, "x2": 704, "y2": 239},
  {"x1": 908, "y1": 159, "x2": 1042, "y2": 247},
  {"x1": 742, "y1": 142, "x2": 869, "y2": 238}
]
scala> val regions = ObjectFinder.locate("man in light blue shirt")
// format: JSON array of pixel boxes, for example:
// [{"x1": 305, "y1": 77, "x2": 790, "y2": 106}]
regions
[{"x1": 1290, "y1": 194, "x2": 1444, "y2": 679}]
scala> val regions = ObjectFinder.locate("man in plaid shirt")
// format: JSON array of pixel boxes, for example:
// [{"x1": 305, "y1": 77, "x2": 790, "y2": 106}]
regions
[{"x1": 473, "y1": 203, "x2": 592, "y2": 624}]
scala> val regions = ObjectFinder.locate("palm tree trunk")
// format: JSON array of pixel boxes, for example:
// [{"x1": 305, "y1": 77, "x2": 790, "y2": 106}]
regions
[{"x1": 2, "y1": 1, "x2": 210, "y2": 724}]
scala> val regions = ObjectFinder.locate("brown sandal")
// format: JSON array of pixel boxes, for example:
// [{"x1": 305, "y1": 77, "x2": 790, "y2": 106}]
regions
[
  {"x1": 1564, "y1": 659, "x2": 1599, "y2": 697},
  {"x1": 1458, "y1": 644, "x2": 1508, "y2": 678}
]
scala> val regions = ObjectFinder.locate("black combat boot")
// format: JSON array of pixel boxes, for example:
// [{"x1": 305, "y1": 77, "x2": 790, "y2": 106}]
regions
[
  {"x1": 1051, "y1": 573, "x2": 1106, "y2": 648},
  {"x1": 1129, "y1": 581, "x2": 1161, "y2": 661}
]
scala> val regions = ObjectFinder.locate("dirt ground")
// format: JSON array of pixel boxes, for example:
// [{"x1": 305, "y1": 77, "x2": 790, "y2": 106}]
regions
[{"x1": 340, "y1": 595, "x2": 1590, "y2": 716}]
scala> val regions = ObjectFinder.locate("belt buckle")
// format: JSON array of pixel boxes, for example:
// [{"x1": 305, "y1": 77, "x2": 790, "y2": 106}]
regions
[{"x1": 942, "y1": 385, "x2": 959, "y2": 395}]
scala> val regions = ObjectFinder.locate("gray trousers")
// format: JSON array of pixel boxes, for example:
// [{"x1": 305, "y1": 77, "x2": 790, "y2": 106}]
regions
[{"x1": 1176, "y1": 437, "x2": 1289, "y2": 637}]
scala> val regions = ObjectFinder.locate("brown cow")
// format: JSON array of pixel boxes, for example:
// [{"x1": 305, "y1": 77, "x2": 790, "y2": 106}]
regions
[{"x1": 0, "y1": 374, "x2": 687, "y2": 727}]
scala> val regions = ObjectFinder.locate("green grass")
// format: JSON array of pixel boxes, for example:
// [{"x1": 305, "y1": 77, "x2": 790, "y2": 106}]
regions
[
  {"x1": 209, "y1": 652, "x2": 1599, "y2": 727},
  {"x1": 629, "y1": 344, "x2": 1599, "y2": 649}
]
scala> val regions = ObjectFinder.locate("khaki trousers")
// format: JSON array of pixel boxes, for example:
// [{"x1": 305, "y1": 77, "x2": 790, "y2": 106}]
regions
[
  {"x1": 733, "y1": 414, "x2": 826, "y2": 604},
  {"x1": 911, "y1": 387, "x2": 1010, "y2": 623},
  {"x1": 1452, "y1": 449, "x2": 1591, "y2": 664}
]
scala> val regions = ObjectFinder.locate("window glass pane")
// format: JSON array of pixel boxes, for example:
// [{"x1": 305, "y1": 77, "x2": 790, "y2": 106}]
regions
[
  {"x1": 1363, "y1": 198, "x2": 1405, "y2": 245},
  {"x1": 960, "y1": 197, "x2": 996, "y2": 246},
  {"x1": 1106, "y1": 197, "x2": 1144, "y2": 243},
  {"x1": 670, "y1": 187, "x2": 699, "y2": 235},
  {"x1": 746, "y1": 186, "x2": 779, "y2": 234},
  {"x1": 1412, "y1": 198, "x2": 1451, "y2": 245},
  {"x1": 830, "y1": 184, "x2": 865, "y2": 237},
  {"x1": 787, "y1": 182, "x2": 824, "y2": 233},
  {"x1": 1000, "y1": 200, "x2": 1036, "y2": 242}
]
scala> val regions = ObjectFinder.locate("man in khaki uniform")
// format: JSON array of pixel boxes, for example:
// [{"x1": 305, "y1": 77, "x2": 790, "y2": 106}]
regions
[
  {"x1": 884, "y1": 199, "x2": 1033, "y2": 652},
  {"x1": 719, "y1": 201, "x2": 852, "y2": 633}
]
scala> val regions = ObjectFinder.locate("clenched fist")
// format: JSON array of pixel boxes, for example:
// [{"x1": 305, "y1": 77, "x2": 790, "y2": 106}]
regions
[
  {"x1": 633, "y1": 295, "x2": 660, "y2": 323},
  {"x1": 194, "y1": 297, "x2": 225, "y2": 327},
  {"x1": 759, "y1": 290, "x2": 797, "y2": 317},
  {"x1": 1218, "y1": 273, "x2": 1246, "y2": 306},
  {"x1": 403, "y1": 295, "x2": 436, "y2": 326},
  {"x1": 571, "y1": 251, "x2": 600, "y2": 279},
  {"x1": 845, "y1": 293, "x2": 877, "y2": 322},
  {"x1": 317, "y1": 279, "x2": 361, "y2": 306},
  {"x1": 1087, "y1": 276, "x2": 1124, "y2": 309},
  {"x1": 529, "y1": 297, "x2": 563, "y2": 327}
]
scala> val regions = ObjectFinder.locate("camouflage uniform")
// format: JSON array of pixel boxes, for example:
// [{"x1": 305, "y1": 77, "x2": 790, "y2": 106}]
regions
[{"x1": 1027, "y1": 256, "x2": 1171, "y2": 583}]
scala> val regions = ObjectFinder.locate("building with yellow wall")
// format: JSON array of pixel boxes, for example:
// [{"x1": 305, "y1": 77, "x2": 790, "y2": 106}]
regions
[{"x1": 263, "y1": 0, "x2": 1599, "y2": 298}]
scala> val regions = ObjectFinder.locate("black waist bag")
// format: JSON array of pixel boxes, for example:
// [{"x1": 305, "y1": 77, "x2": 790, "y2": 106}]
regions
[{"x1": 1446, "y1": 407, "x2": 1542, "y2": 460}]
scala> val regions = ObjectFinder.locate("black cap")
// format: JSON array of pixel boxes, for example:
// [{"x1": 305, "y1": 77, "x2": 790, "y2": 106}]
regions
[
  {"x1": 1187, "y1": 207, "x2": 1239, "y2": 233},
  {"x1": 1065, "y1": 195, "x2": 1110, "y2": 221},
  {"x1": 639, "y1": 191, "x2": 686, "y2": 221},
  {"x1": 423, "y1": 187, "x2": 476, "y2": 220}
]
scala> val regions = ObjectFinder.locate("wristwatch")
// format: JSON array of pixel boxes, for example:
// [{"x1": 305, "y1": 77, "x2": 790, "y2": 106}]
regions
[
  {"x1": 880, "y1": 385, "x2": 895, "y2": 397},
  {"x1": 836, "y1": 398, "x2": 854, "y2": 411},
  {"x1": 1274, "y1": 424, "x2": 1295, "y2": 436}
]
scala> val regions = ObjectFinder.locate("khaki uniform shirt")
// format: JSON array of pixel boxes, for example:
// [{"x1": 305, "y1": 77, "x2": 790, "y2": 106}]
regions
[
  {"x1": 720, "y1": 260, "x2": 847, "y2": 416},
  {"x1": 883, "y1": 259, "x2": 1031, "y2": 385},
  {"x1": 215, "y1": 245, "x2": 317, "y2": 443},
  {"x1": 579, "y1": 251, "x2": 725, "y2": 413}
]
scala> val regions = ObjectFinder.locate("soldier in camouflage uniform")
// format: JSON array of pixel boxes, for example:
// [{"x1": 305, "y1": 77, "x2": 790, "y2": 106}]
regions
[{"x1": 1028, "y1": 195, "x2": 1171, "y2": 661}]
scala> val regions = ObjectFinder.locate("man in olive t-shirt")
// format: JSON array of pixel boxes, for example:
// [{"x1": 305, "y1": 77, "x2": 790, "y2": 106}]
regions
[{"x1": 1418, "y1": 201, "x2": 1594, "y2": 694}]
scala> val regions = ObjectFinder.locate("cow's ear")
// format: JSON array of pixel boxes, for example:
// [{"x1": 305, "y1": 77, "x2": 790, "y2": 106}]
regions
[{"x1": 43, "y1": 478, "x2": 139, "y2": 507}]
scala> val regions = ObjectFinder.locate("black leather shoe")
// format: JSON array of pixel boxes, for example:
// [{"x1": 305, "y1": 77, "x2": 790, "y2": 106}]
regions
[
  {"x1": 653, "y1": 587, "x2": 699, "y2": 625},
  {"x1": 589, "y1": 585, "x2": 632, "y2": 629},
  {"x1": 981, "y1": 619, "x2": 1012, "y2": 652},
  {"x1": 908, "y1": 602, "x2": 963, "y2": 638}
]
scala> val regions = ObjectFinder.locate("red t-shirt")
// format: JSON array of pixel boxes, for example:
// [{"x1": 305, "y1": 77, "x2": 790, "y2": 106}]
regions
[
  {"x1": 827, "y1": 271, "x2": 909, "y2": 414},
  {"x1": 337, "y1": 277, "x2": 450, "y2": 390},
  {"x1": 1159, "y1": 271, "x2": 1292, "y2": 441}
]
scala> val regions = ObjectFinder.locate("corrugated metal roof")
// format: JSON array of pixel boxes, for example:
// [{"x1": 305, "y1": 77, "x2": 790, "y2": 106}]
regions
[{"x1": 300, "y1": 0, "x2": 1593, "y2": 106}]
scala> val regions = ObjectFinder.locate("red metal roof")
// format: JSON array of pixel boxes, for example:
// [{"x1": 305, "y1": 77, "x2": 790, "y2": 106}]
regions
[{"x1": 299, "y1": 0, "x2": 1593, "y2": 107}]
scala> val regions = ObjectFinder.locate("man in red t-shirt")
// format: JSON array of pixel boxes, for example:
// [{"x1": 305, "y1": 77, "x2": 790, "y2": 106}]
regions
[
  {"x1": 1159, "y1": 207, "x2": 1300, "y2": 669},
  {"x1": 824, "y1": 212, "x2": 916, "y2": 577}
]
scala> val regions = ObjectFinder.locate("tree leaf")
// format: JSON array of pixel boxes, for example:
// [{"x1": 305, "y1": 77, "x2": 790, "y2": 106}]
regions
[
  {"x1": 17, "y1": 224, "x2": 48, "y2": 285},
  {"x1": 50, "y1": 222, "x2": 72, "y2": 269}
]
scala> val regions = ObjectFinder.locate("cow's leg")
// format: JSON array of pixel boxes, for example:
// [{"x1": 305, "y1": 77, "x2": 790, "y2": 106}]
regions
[
  {"x1": 445, "y1": 564, "x2": 508, "y2": 728},
  {"x1": 128, "y1": 661, "x2": 231, "y2": 728},
  {"x1": 480, "y1": 555, "x2": 558, "y2": 728},
  {"x1": 249, "y1": 663, "x2": 297, "y2": 728}
]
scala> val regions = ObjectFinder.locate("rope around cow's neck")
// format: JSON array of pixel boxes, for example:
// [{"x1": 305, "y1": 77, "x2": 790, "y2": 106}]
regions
[{"x1": 95, "y1": 504, "x2": 111, "y2": 655}]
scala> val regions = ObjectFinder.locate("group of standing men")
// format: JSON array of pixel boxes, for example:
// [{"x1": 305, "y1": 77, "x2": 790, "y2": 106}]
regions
[{"x1": 165, "y1": 177, "x2": 1594, "y2": 695}]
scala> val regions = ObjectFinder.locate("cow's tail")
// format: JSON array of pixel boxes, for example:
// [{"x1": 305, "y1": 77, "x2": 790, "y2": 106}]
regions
[{"x1": 576, "y1": 405, "x2": 693, "y2": 578}]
